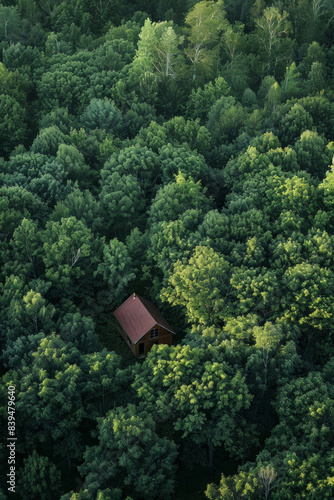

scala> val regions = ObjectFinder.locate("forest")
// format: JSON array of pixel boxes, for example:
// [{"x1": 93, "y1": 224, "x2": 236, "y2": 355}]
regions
[{"x1": 0, "y1": 0, "x2": 334, "y2": 498}]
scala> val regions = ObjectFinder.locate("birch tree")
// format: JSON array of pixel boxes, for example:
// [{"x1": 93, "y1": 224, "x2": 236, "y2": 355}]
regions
[
  {"x1": 254, "y1": 7, "x2": 292, "y2": 76},
  {"x1": 185, "y1": 0, "x2": 229, "y2": 82}
]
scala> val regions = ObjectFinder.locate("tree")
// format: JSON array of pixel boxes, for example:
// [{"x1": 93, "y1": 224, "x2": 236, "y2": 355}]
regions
[
  {"x1": 17, "y1": 451, "x2": 62, "y2": 500},
  {"x1": 299, "y1": 41, "x2": 326, "y2": 77},
  {"x1": 186, "y1": 76, "x2": 231, "y2": 123},
  {"x1": 162, "y1": 246, "x2": 231, "y2": 326},
  {"x1": 153, "y1": 23, "x2": 184, "y2": 79},
  {"x1": 37, "y1": 53, "x2": 120, "y2": 113},
  {"x1": 219, "y1": 104, "x2": 246, "y2": 143},
  {"x1": 148, "y1": 208, "x2": 203, "y2": 279},
  {"x1": 0, "y1": 6, "x2": 21, "y2": 42},
  {"x1": 94, "y1": 238, "x2": 135, "y2": 310},
  {"x1": 148, "y1": 172, "x2": 213, "y2": 226},
  {"x1": 280, "y1": 62, "x2": 304, "y2": 100},
  {"x1": 99, "y1": 171, "x2": 145, "y2": 237},
  {"x1": 80, "y1": 98, "x2": 123, "y2": 135},
  {"x1": 281, "y1": 262, "x2": 334, "y2": 338},
  {"x1": 0, "y1": 278, "x2": 56, "y2": 369},
  {"x1": 294, "y1": 0, "x2": 334, "y2": 44},
  {"x1": 81, "y1": 350, "x2": 132, "y2": 418},
  {"x1": 16, "y1": 288, "x2": 55, "y2": 334},
  {"x1": 162, "y1": 116, "x2": 212, "y2": 155},
  {"x1": 125, "y1": 227, "x2": 149, "y2": 275},
  {"x1": 254, "y1": 6, "x2": 292, "y2": 77},
  {"x1": 101, "y1": 145, "x2": 160, "y2": 194},
  {"x1": 56, "y1": 313, "x2": 100, "y2": 353},
  {"x1": 263, "y1": 369, "x2": 334, "y2": 457},
  {"x1": 123, "y1": 101, "x2": 156, "y2": 138},
  {"x1": 78, "y1": 404, "x2": 178, "y2": 499},
  {"x1": 159, "y1": 144, "x2": 209, "y2": 184},
  {"x1": 231, "y1": 267, "x2": 281, "y2": 320},
  {"x1": 307, "y1": 61, "x2": 327, "y2": 94},
  {"x1": 56, "y1": 144, "x2": 91, "y2": 185},
  {"x1": 266, "y1": 82, "x2": 282, "y2": 112},
  {"x1": 9, "y1": 218, "x2": 42, "y2": 279},
  {"x1": 3, "y1": 152, "x2": 70, "y2": 206},
  {"x1": 31, "y1": 126, "x2": 69, "y2": 157},
  {"x1": 320, "y1": 159, "x2": 334, "y2": 210},
  {"x1": 184, "y1": 0, "x2": 229, "y2": 82},
  {"x1": 294, "y1": 130, "x2": 332, "y2": 178},
  {"x1": 273, "y1": 451, "x2": 334, "y2": 499},
  {"x1": 135, "y1": 121, "x2": 168, "y2": 153},
  {"x1": 0, "y1": 62, "x2": 30, "y2": 106},
  {"x1": 242, "y1": 87, "x2": 257, "y2": 108},
  {"x1": 41, "y1": 217, "x2": 101, "y2": 296},
  {"x1": 133, "y1": 344, "x2": 252, "y2": 470},
  {"x1": 258, "y1": 466, "x2": 277, "y2": 500},
  {"x1": 0, "y1": 94, "x2": 26, "y2": 156},
  {"x1": 0, "y1": 186, "x2": 45, "y2": 247},
  {"x1": 60, "y1": 488, "x2": 128, "y2": 500},
  {"x1": 274, "y1": 103, "x2": 313, "y2": 146},
  {"x1": 51, "y1": 186, "x2": 104, "y2": 235},
  {"x1": 129, "y1": 19, "x2": 184, "y2": 107},
  {"x1": 205, "y1": 471, "x2": 260, "y2": 499},
  {"x1": 206, "y1": 95, "x2": 236, "y2": 144},
  {"x1": 222, "y1": 52, "x2": 250, "y2": 99},
  {"x1": 69, "y1": 127, "x2": 102, "y2": 169},
  {"x1": 39, "y1": 107, "x2": 75, "y2": 134},
  {"x1": 1, "y1": 335, "x2": 86, "y2": 460},
  {"x1": 3, "y1": 42, "x2": 42, "y2": 71},
  {"x1": 131, "y1": 19, "x2": 184, "y2": 82}
]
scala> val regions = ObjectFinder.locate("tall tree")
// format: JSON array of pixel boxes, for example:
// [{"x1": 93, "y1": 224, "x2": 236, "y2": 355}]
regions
[
  {"x1": 253, "y1": 6, "x2": 292, "y2": 77},
  {"x1": 130, "y1": 19, "x2": 184, "y2": 101},
  {"x1": 184, "y1": 0, "x2": 229, "y2": 83}
]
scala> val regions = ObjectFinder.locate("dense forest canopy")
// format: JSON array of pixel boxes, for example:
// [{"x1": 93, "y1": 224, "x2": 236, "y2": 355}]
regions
[{"x1": 1, "y1": 0, "x2": 334, "y2": 498}]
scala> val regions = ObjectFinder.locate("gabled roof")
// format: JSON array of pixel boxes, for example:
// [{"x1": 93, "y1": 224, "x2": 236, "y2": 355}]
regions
[{"x1": 113, "y1": 293, "x2": 175, "y2": 344}]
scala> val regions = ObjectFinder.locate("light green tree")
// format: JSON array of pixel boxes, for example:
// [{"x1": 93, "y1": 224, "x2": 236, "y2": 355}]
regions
[
  {"x1": 185, "y1": 0, "x2": 229, "y2": 82},
  {"x1": 162, "y1": 245, "x2": 231, "y2": 326},
  {"x1": 254, "y1": 6, "x2": 292, "y2": 76}
]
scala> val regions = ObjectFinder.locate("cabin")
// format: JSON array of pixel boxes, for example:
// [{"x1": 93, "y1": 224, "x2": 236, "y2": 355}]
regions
[{"x1": 113, "y1": 293, "x2": 176, "y2": 358}]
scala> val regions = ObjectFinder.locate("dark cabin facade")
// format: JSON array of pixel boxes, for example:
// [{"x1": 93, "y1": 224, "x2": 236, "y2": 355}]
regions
[{"x1": 113, "y1": 293, "x2": 175, "y2": 358}]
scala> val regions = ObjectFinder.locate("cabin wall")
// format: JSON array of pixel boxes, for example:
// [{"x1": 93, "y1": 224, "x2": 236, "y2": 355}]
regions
[
  {"x1": 135, "y1": 324, "x2": 174, "y2": 357},
  {"x1": 119, "y1": 324, "x2": 174, "y2": 358}
]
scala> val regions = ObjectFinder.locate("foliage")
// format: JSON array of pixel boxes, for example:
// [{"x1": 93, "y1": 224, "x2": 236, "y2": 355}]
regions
[
  {"x1": 2, "y1": 1, "x2": 334, "y2": 498},
  {"x1": 17, "y1": 451, "x2": 62, "y2": 500},
  {"x1": 0, "y1": 94, "x2": 27, "y2": 155},
  {"x1": 78, "y1": 404, "x2": 178, "y2": 499}
]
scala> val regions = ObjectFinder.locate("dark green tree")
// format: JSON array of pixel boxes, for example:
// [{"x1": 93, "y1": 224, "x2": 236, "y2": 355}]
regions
[
  {"x1": 78, "y1": 404, "x2": 178, "y2": 499},
  {"x1": 0, "y1": 94, "x2": 26, "y2": 155},
  {"x1": 17, "y1": 450, "x2": 62, "y2": 500}
]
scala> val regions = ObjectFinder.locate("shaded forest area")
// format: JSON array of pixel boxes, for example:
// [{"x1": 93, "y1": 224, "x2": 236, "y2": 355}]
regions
[{"x1": 1, "y1": 0, "x2": 334, "y2": 498}]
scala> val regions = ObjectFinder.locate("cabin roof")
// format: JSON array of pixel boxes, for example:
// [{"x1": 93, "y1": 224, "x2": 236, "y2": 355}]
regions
[{"x1": 113, "y1": 293, "x2": 175, "y2": 344}]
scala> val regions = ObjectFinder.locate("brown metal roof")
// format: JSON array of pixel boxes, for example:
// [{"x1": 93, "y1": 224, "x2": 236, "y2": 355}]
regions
[{"x1": 113, "y1": 293, "x2": 175, "y2": 344}]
